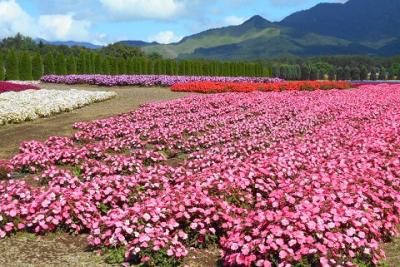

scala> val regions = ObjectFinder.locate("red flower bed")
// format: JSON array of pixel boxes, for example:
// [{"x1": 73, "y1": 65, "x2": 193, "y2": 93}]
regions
[
  {"x1": 171, "y1": 81, "x2": 352, "y2": 93},
  {"x1": 0, "y1": 81, "x2": 39, "y2": 93}
]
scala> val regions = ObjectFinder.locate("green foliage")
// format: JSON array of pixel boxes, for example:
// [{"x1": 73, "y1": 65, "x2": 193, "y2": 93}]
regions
[
  {"x1": 378, "y1": 67, "x2": 387, "y2": 80},
  {"x1": 135, "y1": 248, "x2": 182, "y2": 267},
  {"x1": 336, "y1": 67, "x2": 344, "y2": 80},
  {"x1": 300, "y1": 65, "x2": 311, "y2": 80},
  {"x1": 310, "y1": 67, "x2": 318, "y2": 80},
  {"x1": 360, "y1": 65, "x2": 368, "y2": 80},
  {"x1": 0, "y1": 56, "x2": 4, "y2": 81},
  {"x1": 101, "y1": 43, "x2": 144, "y2": 59},
  {"x1": 6, "y1": 49, "x2": 19, "y2": 80},
  {"x1": 388, "y1": 68, "x2": 394, "y2": 80},
  {"x1": 351, "y1": 67, "x2": 360, "y2": 80},
  {"x1": 32, "y1": 54, "x2": 43, "y2": 80},
  {"x1": 94, "y1": 54, "x2": 103, "y2": 74},
  {"x1": 55, "y1": 53, "x2": 67, "y2": 75},
  {"x1": 328, "y1": 68, "x2": 336, "y2": 80},
  {"x1": 103, "y1": 247, "x2": 125, "y2": 264},
  {"x1": 19, "y1": 52, "x2": 33, "y2": 80},
  {"x1": 66, "y1": 56, "x2": 77, "y2": 74},
  {"x1": 102, "y1": 57, "x2": 111, "y2": 74},
  {"x1": 370, "y1": 68, "x2": 377, "y2": 80},
  {"x1": 110, "y1": 58, "x2": 119, "y2": 75},
  {"x1": 118, "y1": 58, "x2": 127, "y2": 74},
  {"x1": 43, "y1": 53, "x2": 55, "y2": 75},
  {"x1": 344, "y1": 66, "x2": 351, "y2": 80},
  {"x1": 0, "y1": 33, "x2": 37, "y2": 51}
]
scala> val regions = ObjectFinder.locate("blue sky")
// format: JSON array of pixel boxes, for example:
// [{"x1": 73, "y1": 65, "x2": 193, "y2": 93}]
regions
[{"x1": 0, "y1": 0, "x2": 347, "y2": 45}]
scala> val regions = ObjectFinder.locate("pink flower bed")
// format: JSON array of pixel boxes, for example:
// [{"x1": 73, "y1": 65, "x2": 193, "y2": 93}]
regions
[
  {"x1": 1, "y1": 84, "x2": 400, "y2": 266},
  {"x1": 0, "y1": 81, "x2": 39, "y2": 93}
]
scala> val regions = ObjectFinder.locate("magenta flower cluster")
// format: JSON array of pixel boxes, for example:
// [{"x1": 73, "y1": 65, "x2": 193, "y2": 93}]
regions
[
  {"x1": 40, "y1": 74, "x2": 283, "y2": 87},
  {"x1": 1, "y1": 84, "x2": 400, "y2": 266}
]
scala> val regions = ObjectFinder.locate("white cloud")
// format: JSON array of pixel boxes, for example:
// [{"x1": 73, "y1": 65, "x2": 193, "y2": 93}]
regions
[
  {"x1": 100, "y1": 0, "x2": 185, "y2": 20},
  {"x1": 0, "y1": 0, "x2": 92, "y2": 41},
  {"x1": 148, "y1": 31, "x2": 182, "y2": 44},
  {"x1": 224, "y1": 16, "x2": 245, "y2": 25},
  {"x1": 0, "y1": 0, "x2": 36, "y2": 37},
  {"x1": 38, "y1": 14, "x2": 91, "y2": 41}
]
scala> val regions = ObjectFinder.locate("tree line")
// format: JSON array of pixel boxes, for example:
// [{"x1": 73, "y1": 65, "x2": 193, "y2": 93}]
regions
[
  {"x1": 0, "y1": 50, "x2": 271, "y2": 80},
  {"x1": 273, "y1": 63, "x2": 400, "y2": 81},
  {"x1": 2, "y1": 34, "x2": 400, "y2": 81},
  {"x1": 0, "y1": 34, "x2": 271, "y2": 80}
]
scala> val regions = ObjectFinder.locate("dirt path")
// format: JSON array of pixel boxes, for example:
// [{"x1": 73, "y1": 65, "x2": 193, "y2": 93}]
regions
[{"x1": 0, "y1": 83, "x2": 188, "y2": 159}]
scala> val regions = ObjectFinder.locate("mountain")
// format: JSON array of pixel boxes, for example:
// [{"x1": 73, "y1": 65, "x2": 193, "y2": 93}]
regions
[
  {"x1": 281, "y1": 0, "x2": 400, "y2": 41},
  {"x1": 138, "y1": 0, "x2": 400, "y2": 59},
  {"x1": 142, "y1": 16, "x2": 280, "y2": 58},
  {"x1": 36, "y1": 38, "x2": 102, "y2": 49},
  {"x1": 116, "y1": 40, "x2": 160, "y2": 47}
]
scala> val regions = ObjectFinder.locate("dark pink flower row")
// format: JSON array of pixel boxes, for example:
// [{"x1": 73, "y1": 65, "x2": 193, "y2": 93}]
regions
[
  {"x1": 0, "y1": 81, "x2": 39, "y2": 93},
  {"x1": 1, "y1": 84, "x2": 400, "y2": 266}
]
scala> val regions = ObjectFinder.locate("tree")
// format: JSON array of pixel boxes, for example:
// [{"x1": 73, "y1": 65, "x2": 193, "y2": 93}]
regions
[
  {"x1": 101, "y1": 43, "x2": 144, "y2": 59},
  {"x1": 344, "y1": 66, "x2": 351, "y2": 80},
  {"x1": 43, "y1": 53, "x2": 55, "y2": 75},
  {"x1": 310, "y1": 67, "x2": 318, "y2": 80},
  {"x1": 32, "y1": 54, "x2": 43, "y2": 80},
  {"x1": 19, "y1": 52, "x2": 33, "y2": 80},
  {"x1": 110, "y1": 58, "x2": 119, "y2": 75},
  {"x1": 318, "y1": 69, "x2": 324, "y2": 80},
  {"x1": 328, "y1": 68, "x2": 336, "y2": 80},
  {"x1": 370, "y1": 68, "x2": 377, "y2": 80},
  {"x1": 0, "y1": 56, "x2": 5, "y2": 81},
  {"x1": 279, "y1": 65, "x2": 289, "y2": 79},
  {"x1": 388, "y1": 68, "x2": 395, "y2": 80},
  {"x1": 0, "y1": 33, "x2": 37, "y2": 51},
  {"x1": 272, "y1": 65, "x2": 280, "y2": 78},
  {"x1": 94, "y1": 54, "x2": 103, "y2": 74},
  {"x1": 66, "y1": 56, "x2": 77, "y2": 74},
  {"x1": 6, "y1": 49, "x2": 19, "y2": 80},
  {"x1": 84, "y1": 53, "x2": 91, "y2": 74},
  {"x1": 55, "y1": 53, "x2": 67, "y2": 75},
  {"x1": 336, "y1": 67, "x2": 344, "y2": 80},
  {"x1": 360, "y1": 65, "x2": 368, "y2": 80},
  {"x1": 350, "y1": 67, "x2": 360, "y2": 81},
  {"x1": 102, "y1": 57, "x2": 111, "y2": 74},
  {"x1": 378, "y1": 67, "x2": 386, "y2": 80},
  {"x1": 301, "y1": 65, "x2": 311, "y2": 80},
  {"x1": 76, "y1": 52, "x2": 86, "y2": 74}
]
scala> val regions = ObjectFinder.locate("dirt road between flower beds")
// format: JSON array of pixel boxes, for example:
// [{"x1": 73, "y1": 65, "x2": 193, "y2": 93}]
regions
[{"x1": 0, "y1": 83, "x2": 188, "y2": 159}]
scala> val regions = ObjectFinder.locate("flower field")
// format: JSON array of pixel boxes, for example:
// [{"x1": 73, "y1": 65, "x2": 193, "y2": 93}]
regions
[
  {"x1": 0, "y1": 83, "x2": 400, "y2": 266},
  {"x1": 0, "y1": 89, "x2": 116, "y2": 125},
  {"x1": 0, "y1": 81, "x2": 39, "y2": 93},
  {"x1": 40, "y1": 74, "x2": 282, "y2": 87},
  {"x1": 171, "y1": 81, "x2": 352, "y2": 93}
]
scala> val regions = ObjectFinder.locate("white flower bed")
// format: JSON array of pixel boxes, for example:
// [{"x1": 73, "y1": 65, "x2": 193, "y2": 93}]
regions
[
  {"x1": 7, "y1": 80, "x2": 41, "y2": 85},
  {"x1": 0, "y1": 89, "x2": 116, "y2": 125}
]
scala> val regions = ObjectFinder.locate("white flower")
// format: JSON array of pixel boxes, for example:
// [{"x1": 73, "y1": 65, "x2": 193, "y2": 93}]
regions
[{"x1": 0, "y1": 89, "x2": 116, "y2": 125}]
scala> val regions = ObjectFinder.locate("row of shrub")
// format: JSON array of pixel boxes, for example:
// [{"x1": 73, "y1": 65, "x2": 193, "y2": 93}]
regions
[
  {"x1": 0, "y1": 50, "x2": 273, "y2": 81},
  {"x1": 274, "y1": 63, "x2": 400, "y2": 81}
]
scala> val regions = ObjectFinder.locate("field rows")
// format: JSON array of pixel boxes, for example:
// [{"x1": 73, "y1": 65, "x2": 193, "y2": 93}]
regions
[{"x1": 0, "y1": 84, "x2": 399, "y2": 266}]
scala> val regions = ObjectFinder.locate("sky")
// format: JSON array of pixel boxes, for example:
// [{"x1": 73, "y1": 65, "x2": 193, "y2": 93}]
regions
[{"x1": 0, "y1": 0, "x2": 347, "y2": 45}]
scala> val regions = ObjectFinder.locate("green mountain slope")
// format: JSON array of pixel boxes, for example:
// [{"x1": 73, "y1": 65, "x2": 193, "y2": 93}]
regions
[
  {"x1": 136, "y1": 0, "x2": 400, "y2": 60},
  {"x1": 142, "y1": 16, "x2": 278, "y2": 58}
]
